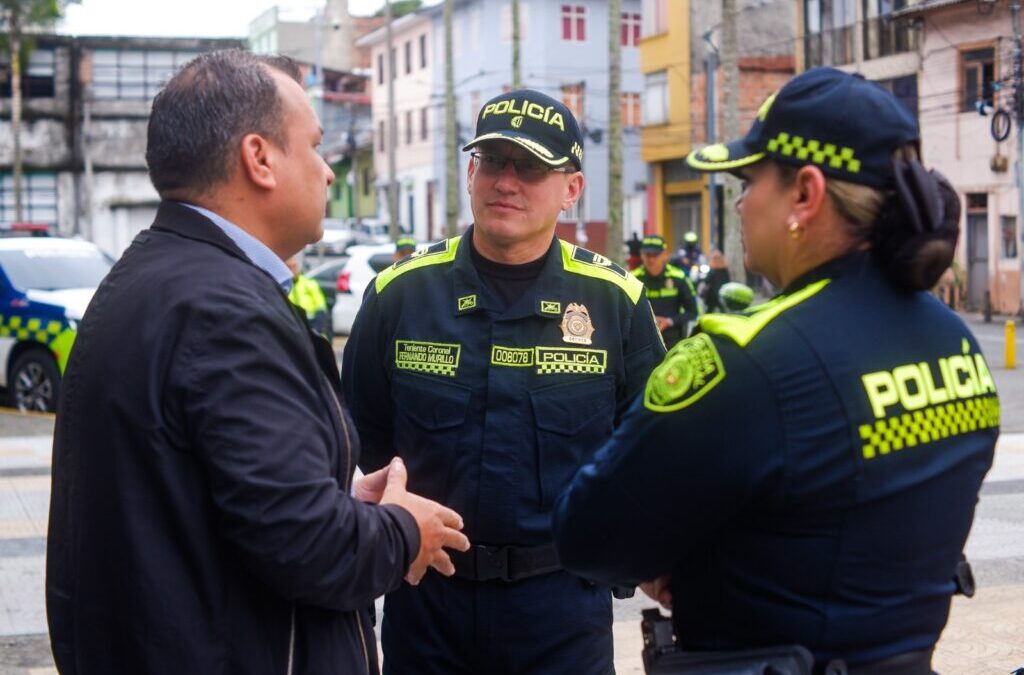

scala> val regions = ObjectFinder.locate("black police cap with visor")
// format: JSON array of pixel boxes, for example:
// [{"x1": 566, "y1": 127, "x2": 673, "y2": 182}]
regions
[
  {"x1": 685, "y1": 67, "x2": 961, "y2": 291},
  {"x1": 463, "y1": 89, "x2": 584, "y2": 171}
]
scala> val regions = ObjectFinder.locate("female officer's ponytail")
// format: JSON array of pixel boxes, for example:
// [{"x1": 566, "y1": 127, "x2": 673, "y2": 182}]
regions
[{"x1": 870, "y1": 148, "x2": 960, "y2": 291}]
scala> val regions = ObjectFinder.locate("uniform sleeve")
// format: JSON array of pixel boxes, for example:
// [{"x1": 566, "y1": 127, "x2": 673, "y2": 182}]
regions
[
  {"x1": 182, "y1": 293, "x2": 416, "y2": 612},
  {"x1": 620, "y1": 295, "x2": 668, "y2": 420},
  {"x1": 671, "y1": 277, "x2": 699, "y2": 328},
  {"x1": 341, "y1": 284, "x2": 394, "y2": 473},
  {"x1": 553, "y1": 334, "x2": 784, "y2": 586}
]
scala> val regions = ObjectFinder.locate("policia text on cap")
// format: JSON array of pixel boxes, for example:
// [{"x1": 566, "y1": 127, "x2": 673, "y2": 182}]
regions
[
  {"x1": 342, "y1": 89, "x2": 664, "y2": 674},
  {"x1": 553, "y1": 67, "x2": 998, "y2": 675}
]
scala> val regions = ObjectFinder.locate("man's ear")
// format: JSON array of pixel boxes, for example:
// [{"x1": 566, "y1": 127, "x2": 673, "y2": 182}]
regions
[
  {"x1": 561, "y1": 172, "x2": 585, "y2": 210},
  {"x1": 239, "y1": 133, "x2": 276, "y2": 190},
  {"x1": 791, "y1": 165, "x2": 827, "y2": 225},
  {"x1": 466, "y1": 154, "x2": 476, "y2": 194}
]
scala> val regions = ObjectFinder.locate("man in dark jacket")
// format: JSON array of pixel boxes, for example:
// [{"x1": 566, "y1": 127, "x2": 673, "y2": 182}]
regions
[{"x1": 46, "y1": 50, "x2": 469, "y2": 675}]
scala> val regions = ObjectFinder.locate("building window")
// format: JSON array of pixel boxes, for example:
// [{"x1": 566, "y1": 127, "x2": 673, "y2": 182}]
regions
[
  {"x1": 621, "y1": 12, "x2": 641, "y2": 47},
  {"x1": 1003, "y1": 215, "x2": 1018, "y2": 259},
  {"x1": 377, "y1": 53, "x2": 384, "y2": 85},
  {"x1": 1, "y1": 48, "x2": 56, "y2": 98},
  {"x1": 421, "y1": 107, "x2": 429, "y2": 141},
  {"x1": 641, "y1": 0, "x2": 668, "y2": 37},
  {"x1": 362, "y1": 167, "x2": 372, "y2": 197},
  {"x1": 621, "y1": 92, "x2": 641, "y2": 127},
  {"x1": 962, "y1": 47, "x2": 995, "y2": 113},
  {"x1": 561, "y1": 83, "x2": 584, "y2": 120},
  {"x1": 643, "y1": 71, "x2": 668, "y2": 125},
  {"x1": 0, "y1": 173, "x2": 58, "y2": 226},
  {"x1": 91, "y1": 49, "x2": 198, "y2": 100},
  {"x1": 405, "y1": 110, "x2": 413, "y2": 145},
  {"x1": 378, "y1": 120, "x2": 385, "y2": 152},
  {"x1": 561, "y1": 5, "x2": 586, "y2": 42},
  {"x1": 419, "y1": 34, "x2": 427, "y2": 69},
  {"x1": 404, "y1": 40, "x2": 412, "y2": 75},
  {"x1": 501, "y1": 3, "x2": 529, "y2": 44}
]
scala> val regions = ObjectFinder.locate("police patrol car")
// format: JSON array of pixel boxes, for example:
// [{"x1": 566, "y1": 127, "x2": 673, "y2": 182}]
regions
[{"x1": 0, "y1": 236, "x2": 112, "y2": 412}]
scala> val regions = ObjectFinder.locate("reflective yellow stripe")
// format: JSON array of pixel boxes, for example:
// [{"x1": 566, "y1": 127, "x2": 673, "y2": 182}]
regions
[
  {"x1": 50, "y1": 328, "x2": 76, "y2": 374},
  {"x1": 560, "y1": 241, "x2": 644, "y2": 304},
  {"x1": 698, "y1": 279, "x2": 830, "y2": 347},
  {"x1": 376, "y1": 236, "x2": 461, "y2": 294}
]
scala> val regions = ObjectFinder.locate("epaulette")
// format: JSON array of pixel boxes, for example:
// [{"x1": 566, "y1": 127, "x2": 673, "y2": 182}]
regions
[
  {"x1": 375, "y1": 236, "x2": 461, "y2": 294},
  {"x1": 559, "y1": 240, "x2": 644, "y2": 304},
  {"x1": 665, "y1": 264, "x2": 690, "y2": 279},
  {"x1": 697, "y1": 278, "x2": 830, "y2": 347}
]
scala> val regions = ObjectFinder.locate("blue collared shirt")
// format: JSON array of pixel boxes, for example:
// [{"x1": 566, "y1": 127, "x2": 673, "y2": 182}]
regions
[{"x1": 181, "y1": 203, "x2": 293, "y2": 292}]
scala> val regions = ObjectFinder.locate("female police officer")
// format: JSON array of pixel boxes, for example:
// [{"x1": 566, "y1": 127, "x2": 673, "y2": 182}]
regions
[{"x1": 552, "y1": 67, "x2": 999, "y2": 673}]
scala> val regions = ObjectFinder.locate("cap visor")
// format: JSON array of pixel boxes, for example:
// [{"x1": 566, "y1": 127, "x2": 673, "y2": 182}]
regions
[
  {"x1": 686, "y1": 138, "x2": 765, "y2": 173},
  {"x1": 463, "y1": 132, "x2": 573, "y2": 168}
]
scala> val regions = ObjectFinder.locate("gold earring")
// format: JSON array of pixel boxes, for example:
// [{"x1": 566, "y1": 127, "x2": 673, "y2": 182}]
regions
[{"x1": 788, "y1": 220, "x2": 802, "y2": 239}]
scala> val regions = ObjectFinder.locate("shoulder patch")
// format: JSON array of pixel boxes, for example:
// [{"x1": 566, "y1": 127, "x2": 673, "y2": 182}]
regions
[
  {"x1": 375, "y1": 236, "x2": 462, "y2": 294},
  {"x1": 698, "y1": 278, "x2": 830, "y2": 347},
  {"x1": 559, "y1": 240, "x2": 644, "y2": 304},
  {"x1": 644, "y1": 333, "x2": 725, "y2": 413}
]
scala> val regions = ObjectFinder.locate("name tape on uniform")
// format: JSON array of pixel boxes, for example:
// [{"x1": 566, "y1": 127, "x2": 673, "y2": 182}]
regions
[{"x1": 395, "y1": 340, "x2": 461, "y2": 377}]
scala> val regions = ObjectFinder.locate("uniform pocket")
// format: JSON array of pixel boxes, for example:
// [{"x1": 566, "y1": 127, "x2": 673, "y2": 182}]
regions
[
  {"x1": 391, "y1": 373, "x2": 472, "y2": 500},
  {"x1": 530, "y1": 377, "x2": 615, "y2": 509}
]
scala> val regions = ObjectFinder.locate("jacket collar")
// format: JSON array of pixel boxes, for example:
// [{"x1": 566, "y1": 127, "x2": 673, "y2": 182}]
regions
[
  {"x1": 451, "y1": 226, "x2": 565, "y2": 322},
  {"x1": 150, "y1": 200, "x2": 251, "y2": 264},
  {"x1": 780, "y1": 250, "x2": 873, "y2": 296}
]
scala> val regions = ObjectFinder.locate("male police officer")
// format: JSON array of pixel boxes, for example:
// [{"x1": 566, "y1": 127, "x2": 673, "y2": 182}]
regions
[
  {"x1": 342, "y1": 89, "x2": 665, "y2": 674},
  {"x1": 632, "y1": 235, "x2": 699, "y2": 349}
]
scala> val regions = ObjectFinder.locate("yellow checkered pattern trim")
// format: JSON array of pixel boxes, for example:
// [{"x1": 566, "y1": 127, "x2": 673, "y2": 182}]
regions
[
  {"x1": 536, "y1": 361, "x2": 605, "y2": 375},
  {"x1": 395, "y1": 361, "x2": 458, "y2": 377},
  {"x1": 0, "y1": 315, "x2": 64, "y2": 344},
  {"x1": 766, "y1": 132, "x2": 861, "y2": 174},
  {"x1": 858, "y1": 396, "x2": 999, "y2": 460}
]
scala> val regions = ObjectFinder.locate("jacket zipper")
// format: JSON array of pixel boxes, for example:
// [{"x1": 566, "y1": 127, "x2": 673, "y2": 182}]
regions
[
  {"x1": 286, "y1": 604, "x2": 295, "y2": 675},
  {"x1": 325, "y1": 380, "x2": 370, "y2": 674}
]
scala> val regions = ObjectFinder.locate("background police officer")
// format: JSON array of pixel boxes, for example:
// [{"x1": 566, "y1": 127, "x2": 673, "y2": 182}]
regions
[
  {"x1": 286, "y1": 255, "x2": 331, "y2": 338},
  {"x1": 393, "y1": 236, "x2": 416, "y2": 263},
  {"x1": 553, "y1": 67, "x2": 997, "y2": 673},
  {"x1": 632, "y1": 235, "x2": 700, "y2": 349},
  {"x1": 342, "y1": 89, "x2": 665, "y2": 675}
]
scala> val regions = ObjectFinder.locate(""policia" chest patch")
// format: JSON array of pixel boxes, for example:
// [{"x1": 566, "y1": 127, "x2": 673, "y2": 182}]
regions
[
  {"x1": 644, "y1": 333, "x2": 725, "y2": 412},
  {"x1": 395, "y1": 340, "x2": 461, "y2": 377}
]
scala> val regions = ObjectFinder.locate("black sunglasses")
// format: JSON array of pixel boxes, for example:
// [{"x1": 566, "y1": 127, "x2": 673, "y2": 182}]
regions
[{"x1": 470, "y1": 152, "x2": 576, "y2": 182}]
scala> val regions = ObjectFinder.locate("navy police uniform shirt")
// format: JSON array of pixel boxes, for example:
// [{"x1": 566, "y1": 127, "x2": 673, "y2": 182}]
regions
[
  {"x1": 342, "y1": 227, "x2": 665, "y2": 547},
  {"x1": 632, "y1": 263, "x2": 700, "y2": 349},
  {"x1": 553, "y1": 252, "x2": 998, "y2": 666}
]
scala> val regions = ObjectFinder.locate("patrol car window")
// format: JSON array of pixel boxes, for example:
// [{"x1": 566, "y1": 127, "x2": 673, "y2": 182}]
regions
[{"x1": 0, "y1": 247, "x2": 112, "y2": 291}]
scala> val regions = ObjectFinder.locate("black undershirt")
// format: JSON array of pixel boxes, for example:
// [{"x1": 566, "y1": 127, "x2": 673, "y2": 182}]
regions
[{"x1": 469, "y1": 231, "x2": 548, "y2": 310}]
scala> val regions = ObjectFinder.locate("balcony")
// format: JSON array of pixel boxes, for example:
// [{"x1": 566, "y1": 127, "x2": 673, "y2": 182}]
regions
[{"x1": 804, "y1": 14, "x2": 919, "y2": 68}]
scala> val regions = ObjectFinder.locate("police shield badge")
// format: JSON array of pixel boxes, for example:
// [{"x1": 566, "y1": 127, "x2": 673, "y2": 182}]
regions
[{"x1": 560, "y1": 303, "x2": 595, "y2": 345}]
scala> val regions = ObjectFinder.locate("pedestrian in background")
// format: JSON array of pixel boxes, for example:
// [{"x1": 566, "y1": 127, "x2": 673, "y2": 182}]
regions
[
  {"x1": 393, "y1": 236, "x2": 417, "y2": 263},
  {"x1": 286, "y1": 255, "x2": 331, "y2": 339},
  {"x1": 554, "y1": 67, "x2": 997, "y2": 674},
  {"x1": 701, "y1": 249, "x2": 731, "y2": 313},
  {"x1": 342, "y1": 89, "x2": 665, "y2": 675},
  {"x1": 632, "y1": 234, "x2": 700, "y2": 349},
  {"x1": 47, "y1": 50, "x2": 468, "y2": 675}
]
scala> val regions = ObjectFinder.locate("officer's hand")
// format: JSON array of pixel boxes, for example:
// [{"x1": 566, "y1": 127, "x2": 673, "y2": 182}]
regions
[
  {"x1": 639, "y1": 575, "x2": 672, "y2": 610},
  {"x1": 379, "y1": 457, "x2": 471, "y2": 585},
  {"x1": 353, "y1": 464, "x2": 390, "y2": 503},
  {"x1": 655, "y1": 316, "x2": 673, "y2": 331}
]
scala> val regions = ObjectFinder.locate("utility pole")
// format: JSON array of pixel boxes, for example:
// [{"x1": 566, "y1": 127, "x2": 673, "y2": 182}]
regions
[
  {"x1": 511, "y1": 0, "x2": 521, "y2": 88},
  {"x1": 444, "y1": 0, "x2": 459, "y2": 236},
  {"x1": 704, "y1": 32, "x2": 718, "y2": 252},
  {"x1": 607, "y1": 0, "x2": 623, "y2": 264},
  {"x1": 10, "y1": 11, "x2": 23, "y2": 222},
  {"x1": 1014, "y1": 0, "x2": 1024, "y2": 320},
  {"x1": 385, "y1": 0, "x2": 399, "y2": 240},
  {"x1": 720, "y1": 0, "x2": 744, "y2": 282}
]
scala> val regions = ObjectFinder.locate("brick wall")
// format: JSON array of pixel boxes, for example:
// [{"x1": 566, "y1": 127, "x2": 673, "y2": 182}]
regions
[{"x1": 690, "y1": 55, "x2": 795, "y2": 146}]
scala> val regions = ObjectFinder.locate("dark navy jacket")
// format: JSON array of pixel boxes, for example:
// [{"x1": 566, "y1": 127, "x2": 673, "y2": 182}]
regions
[
  {"x1": 342, "y1": 229, "x2": 665, "y2": 547},
  {"x1": 554, "y1": 252, "x2": 998, "y2": 666},
  {"x1": 632, "y1": 263, "x2": 700, "y2": 348},
  {"x1": 47, "y1": 202, "x2": 419, "y2": 675}
]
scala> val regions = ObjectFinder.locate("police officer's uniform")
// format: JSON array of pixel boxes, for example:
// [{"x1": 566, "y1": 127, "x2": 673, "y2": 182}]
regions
[
  {"x1": 288, "y1": 271, "x2": 330, "y2": 337},
  {"x1": 632, "y1": 235, "x2": 700, "y2": 349},
  {"x1": 552, "y1": 68, "x2": 998, "y2": 672},
  {"x1": 342, "y1": 90, "x2": 665, "y2": 675}
]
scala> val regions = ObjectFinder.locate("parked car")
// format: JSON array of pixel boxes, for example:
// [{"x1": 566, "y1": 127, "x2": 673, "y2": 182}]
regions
[
  {"x1": 349, "y1": 219, "x2": 392, "y2": 247},
  {"x1": 331, "y1": 244, "x2": 395, "y2": 335},
  {"x1": 310, "y1": 218, "x2": 352, "y2": 256},
  {"x1": 305, "y1": 256, "x2": 349, "y2": 311},
  {"x1": 0, "y1": 237, "x2": 113, "y2": 411}
]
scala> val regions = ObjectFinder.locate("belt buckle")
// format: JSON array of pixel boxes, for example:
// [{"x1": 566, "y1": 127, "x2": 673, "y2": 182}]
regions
[{"x1": 475, "y1": 545, "x2": 512, "y2": 582}]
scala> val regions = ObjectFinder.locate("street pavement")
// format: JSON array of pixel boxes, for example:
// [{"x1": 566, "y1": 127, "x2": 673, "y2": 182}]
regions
[{"x1": 0, "y1": 311, "x2": 1021, "y2": 674}]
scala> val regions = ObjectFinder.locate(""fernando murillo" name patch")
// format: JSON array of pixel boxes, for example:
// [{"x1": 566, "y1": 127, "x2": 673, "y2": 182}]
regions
[{"x1": 395, "y1": 340, "x2": 461, "y2": 377}]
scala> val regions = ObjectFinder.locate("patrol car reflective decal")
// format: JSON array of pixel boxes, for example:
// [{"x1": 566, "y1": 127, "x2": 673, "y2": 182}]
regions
[
  {"x1": 491, "y1": 345, "x2": 534, "y2": 367},
  {"x1": 858, "y1": 340, "x2": 999, "y2": 460},
  {"x1": 458, "y1": 295, "x2": 477, "y2": 311},
  {"x1": 535, "y1": 347, "x2": 607, "y2": 375},
  {"x1": 539, "y1": 300, "x2": 561, "y2": 315},
  {"x1": 395, "y1": 340, "x2": 461, "y2": 377},
  {"x1": 644, "y1": 333, "x2": 725, "y2": 413},
  {"x1": 0, "y1": 315, "x2": 63, "y2": 343}
]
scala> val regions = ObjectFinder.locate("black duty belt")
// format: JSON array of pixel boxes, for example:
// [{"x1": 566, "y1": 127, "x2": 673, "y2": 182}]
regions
[{"x1": 451, "y1": 543, "x2": 561, "y2": 582}]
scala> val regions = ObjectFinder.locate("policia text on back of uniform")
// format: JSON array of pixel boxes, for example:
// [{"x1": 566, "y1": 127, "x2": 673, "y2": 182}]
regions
[{"x1": 553, "y1": 68, "x2": 998, "y2": 675}]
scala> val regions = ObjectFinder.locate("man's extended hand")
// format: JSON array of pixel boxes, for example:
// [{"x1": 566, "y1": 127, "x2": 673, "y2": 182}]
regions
[
  {"x1": 379, "y1": 457, "x2": 471, "y2": 585},
  {"x1": 655, "y1": 316, "x2": 673, "y2": 332},
  {"x1": 639, "y1": 574, "x2": 672, "y2": 610}
]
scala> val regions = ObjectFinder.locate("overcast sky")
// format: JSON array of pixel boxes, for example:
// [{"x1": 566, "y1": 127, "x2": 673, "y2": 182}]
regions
[{"x1": 60, "y1": 0, "x2": 399, "y2": 38}]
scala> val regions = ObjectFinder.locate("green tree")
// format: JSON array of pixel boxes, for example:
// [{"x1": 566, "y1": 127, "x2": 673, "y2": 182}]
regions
[
  {"x1": 375, "y1": 0, "x2": 420, "y2": 19},
  {"x1": 0, "y1": 0, "x2": 62, "y2": 223}
]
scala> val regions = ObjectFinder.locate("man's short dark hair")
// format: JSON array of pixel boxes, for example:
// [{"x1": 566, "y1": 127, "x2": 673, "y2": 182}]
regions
[{"x1": 145, "y1": 49, "x2": 303, "y2": 199}]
